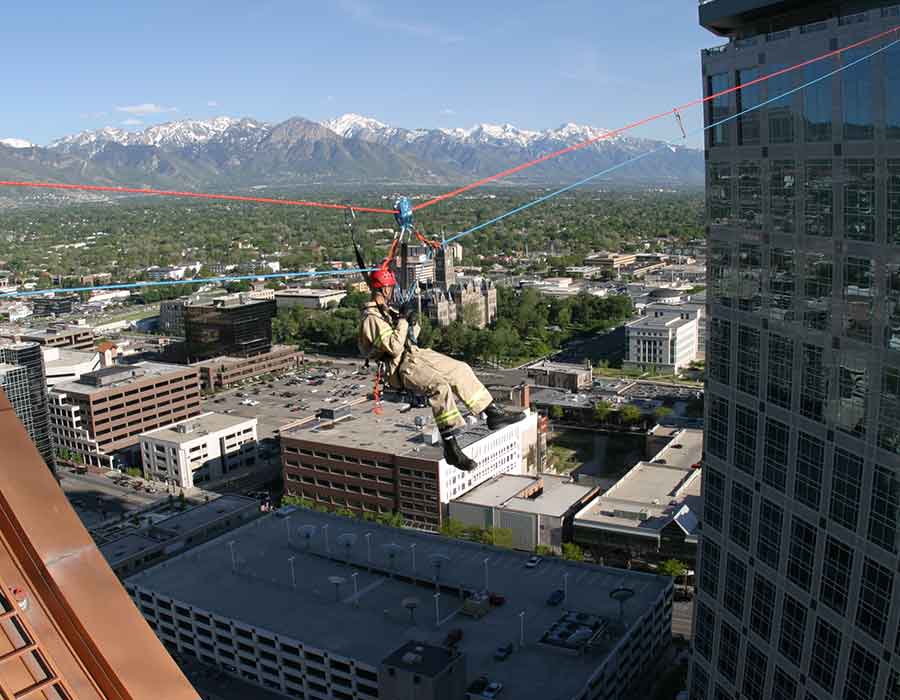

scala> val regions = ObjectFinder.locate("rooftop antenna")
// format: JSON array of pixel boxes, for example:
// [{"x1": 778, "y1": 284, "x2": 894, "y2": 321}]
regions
[{"x1": 328, "y1": 576, "x2": 347, "y2": 602}]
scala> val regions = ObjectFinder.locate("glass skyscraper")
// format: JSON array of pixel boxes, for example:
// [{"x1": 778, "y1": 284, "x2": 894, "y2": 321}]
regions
[{"x1": 695, "y1": 2, "x2": 900, "y2": 699}]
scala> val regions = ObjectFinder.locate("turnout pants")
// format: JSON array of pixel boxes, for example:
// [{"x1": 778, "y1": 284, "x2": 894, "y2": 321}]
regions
[{"x1": 396, "y1": 348, "x2": 493, "y2": 432}]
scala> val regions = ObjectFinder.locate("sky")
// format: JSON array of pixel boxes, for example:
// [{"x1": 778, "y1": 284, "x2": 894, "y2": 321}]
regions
[{"x1": 1, "y1": 1, "x2": 715, "y2": 146}]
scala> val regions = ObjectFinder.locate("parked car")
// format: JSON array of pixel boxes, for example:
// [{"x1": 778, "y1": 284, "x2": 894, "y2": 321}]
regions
[
  {"x1": 489, "y1": 592, "x2": 506, "y2": 606},
  {"x1": 674, "y1": 588, "x2": 694, "y2": 602},
  {"x1": 493, "y1": 643, "x2": 513, "y2": 661},
  {"x1": 483, "y1": 681, "x2": 504, "y2": 698},
  {"x1": 546, "y1": 589, "x2": 565, "y2": 606},
  {"x1": 524, "y1": 555, "x2": 542, "y2": 569}
]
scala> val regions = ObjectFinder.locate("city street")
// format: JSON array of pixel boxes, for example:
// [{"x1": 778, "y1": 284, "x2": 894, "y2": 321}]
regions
[{"x1": 672, "y1": 600, "x2": 694, "y2": 639}]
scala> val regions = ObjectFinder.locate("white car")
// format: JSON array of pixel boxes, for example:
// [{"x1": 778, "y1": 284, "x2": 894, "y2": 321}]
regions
[{"x1": 524, "y1": 555, "x2": 542, "y2": 569}]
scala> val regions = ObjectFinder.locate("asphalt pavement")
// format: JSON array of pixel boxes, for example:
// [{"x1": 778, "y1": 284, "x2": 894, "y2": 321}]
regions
[{"x1": 672, "y1": 600, "x2": 694, "y2": 639}]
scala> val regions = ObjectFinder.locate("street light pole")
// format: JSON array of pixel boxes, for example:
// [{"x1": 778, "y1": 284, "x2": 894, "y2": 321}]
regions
[
  {"x1": 322, "y1": 524, "x2": 329, "y2": 554},
  {"x1": 410, "y1": 544, "x2": 417, "y2": 574},
  {"x1": 351, "y1": 572, "x2": 359, "y2": 607},
  {"x1": 483, "y1": 557, "x2": 490, "y2": 592},
  {"x1": 288, "y1": 556, "x2": 296, "y2": 589},
  {"x1": 365, "y1": 532, "x2": 372, "y2": 563},
  {"x1": 563, "y1": 572, "x2": 569, "y2": 604},
  {"x1": 228, "y1": 541, "x2": 236, "y2": 572},
  {"x1": 519, "y1": 611, "x2": 525, "y2": 647},
  {"x1": 434, "y1": 592, "x2": 441, "y2": 625}
]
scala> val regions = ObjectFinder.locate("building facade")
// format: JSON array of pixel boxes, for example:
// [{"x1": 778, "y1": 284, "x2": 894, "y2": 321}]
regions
[
  {"x1": 184, "y1": 296, "x2": 276, "y2": 362},
  {"x1": 193, "y1": 346, "x2": 303, "y2": 392},
  {"x1": 274, "y1": 289, "x2": 347, "y2": 310},
  {"x1": 624, "y1": 316, "x2": 698, "y2": 373},
  {"x1": 525, "y1": 360, "x2": 593, "y2": 392},
  {"x1": 31, "y1": 294, "x2": 78, "y2": 317},
  {"x1": 692, "y1": 4, "x2": 900, "y2": 700},
  {"x1": 140, "y1": 413, "x2": 259, "y2": 490},
  {"x1": 1, "y1": 341, "x2": 54, "y2": 467},
  {"x1": 159, "y1": 299, "x2": 187, "y2": 335},
  {"x1": 50, "y1": 363, "x2": 202, "y2": 470}
]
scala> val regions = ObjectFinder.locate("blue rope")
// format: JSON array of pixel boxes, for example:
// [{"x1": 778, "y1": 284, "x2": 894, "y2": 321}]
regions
[{"x1": 444, "y1": 35, "x2": 900, "y2": 245}]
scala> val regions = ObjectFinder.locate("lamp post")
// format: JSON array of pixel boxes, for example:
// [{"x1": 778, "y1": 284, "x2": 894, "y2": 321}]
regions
[
  {"x1": 365, "y1": 532, "x2": 373, "y2": 563},
  {"x1": 483, "y1": 557, "x2": 490, "y2": 592},
  {"x1": 563, "y1": 571, "x2": 569, "y2": 604},
  {"x1": 228, "y1": 541, "x2": 236, "y2": 572},
  {"x1": 351, "y1": 572, "x2": 359, "y2": 607},
  {"x1": 322, "y1": 524, "x2": 329, "y2": 554},
  {"x1": 288, "y1": 556, "x2": 296, "y2": 589},
  {"x1": 410, "y1": 544, "x2": 417, "y2": 574},
  {"x1": 519, "y1": 611, "x2": 525, "y2": 647}
]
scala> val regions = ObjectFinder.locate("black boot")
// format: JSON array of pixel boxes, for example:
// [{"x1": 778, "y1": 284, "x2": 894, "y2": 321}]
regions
[
  {"x1": 442, "y1": 434, "x2": 478, "y2": 471},
  {"x1": 484, "y1": 402, "x2": 527, "y2": 431}
]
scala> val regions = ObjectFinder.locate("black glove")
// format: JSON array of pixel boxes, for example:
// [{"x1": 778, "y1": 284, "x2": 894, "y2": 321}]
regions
[{"x1": 399, "y1": 301, "x2": 419, "y2": 325}]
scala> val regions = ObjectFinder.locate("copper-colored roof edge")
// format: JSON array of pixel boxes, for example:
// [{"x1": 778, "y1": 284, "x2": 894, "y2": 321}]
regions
[{"x1": 0, "y1": 390, "x2": 198, "y2": 699}]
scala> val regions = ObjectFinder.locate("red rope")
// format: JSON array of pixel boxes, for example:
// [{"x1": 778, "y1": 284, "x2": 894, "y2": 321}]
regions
[
  {"x1": 413, "y1": 23, "x2": 900, "y2": 212},
  {"x1": 0, "y1": 180, "x2": 397, "y2": 214}
]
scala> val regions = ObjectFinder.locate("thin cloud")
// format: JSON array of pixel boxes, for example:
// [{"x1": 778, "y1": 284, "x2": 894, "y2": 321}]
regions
[
  {"x1": 121, "y1": 118, "x2": 144, "y2": 126},
  {"x1": 441, "y1": 108, "x2": 456, "y2": 116},
  {"x1": 115, "y1": 103, "x2": 178, "y2": 116},
  {"x1": 337, "y1": 0, "x2": 463, "y2": 44},
  {"x1": 207, "y1": 100, "x2": 219, "y2": 107}
]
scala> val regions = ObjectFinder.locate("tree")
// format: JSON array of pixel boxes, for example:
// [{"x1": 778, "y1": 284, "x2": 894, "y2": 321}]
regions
[
  {"x1": 658, "y1": 559, "x2": 687, "y2": 579},
  {"x1": 620, "y1": 404, "x2": 643, "y2": 424},
  {"x1": 440, "y1": 518, "x2": 468, "y2": 539},
  {"x1": 561, "y1": 542, "x2": 584, "y2": 561},
  {"x1": 593, "y1": 400, "x2": 612, "y2": 423},
  {"x1": 549, "y1": 405, "x2": 564, "y2": 420},
  {"x1": 535, "y1": 545, "x2": 553, "y2": 556},
  {"x1": 653, "y1": 406, "x2": 674, "y2": 422}
]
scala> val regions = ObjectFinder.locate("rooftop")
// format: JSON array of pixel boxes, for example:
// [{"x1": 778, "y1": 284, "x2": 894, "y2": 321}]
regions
[
  {"x1": 54, "y1": 361, "x2": 195, "y2": 395},
  {"x1": 627, "y1": 315, "x2": 695, "y2": 330},
  {"x1": 192, "y1": 344, "x2": 299, "y2": 369},
  {"x1": 525, "y1": 360, "x2": 592, "y2": 375},
  {"x1": 457, "y1": 474, "x2": 596, "y2": 518},
  {"x1": 127, "y1": 509, "x2": 670, "y2": 698},
  {"x1": 276, "y1": 288, "x2": 347, "y2": 297},
  {"x1": 699, "y1": 0, "x2": 823, "y2": 37},
  {"x1": 574, "y1": 429, "x2": 703, "y2": 540},
  {"x1": 141, "y1": 411, "x2": 257, "y2": 445}
]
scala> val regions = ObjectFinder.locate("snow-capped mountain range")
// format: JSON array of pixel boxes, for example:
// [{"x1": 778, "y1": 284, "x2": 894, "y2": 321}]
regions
[{"x1": 0, "y1": 114, "x2": 702, "y2": 191}]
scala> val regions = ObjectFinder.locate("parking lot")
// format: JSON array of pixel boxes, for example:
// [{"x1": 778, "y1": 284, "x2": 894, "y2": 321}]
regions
[{"x1": 201, "y1": 360, "x2": 377, "y2": 441}]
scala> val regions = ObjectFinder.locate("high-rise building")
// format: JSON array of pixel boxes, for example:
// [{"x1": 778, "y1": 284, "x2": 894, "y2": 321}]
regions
[
  {"x1": 31, "y1": 293, "x2": 78, "y2": 317},
  {"x1": 694, "y1": 4, "x2": 900, "y2": 700},
  {"x1": 1, "y1": 341, "x2": 55, "y2": 468},
  {"x1": 183, "y1": 295, "x2": 276, "y2": 362}
]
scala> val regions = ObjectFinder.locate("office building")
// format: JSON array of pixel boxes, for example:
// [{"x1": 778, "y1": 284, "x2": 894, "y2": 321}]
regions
[
  {"x1": 281, "y1": 402, "x2": 539, "y2": 531},
  {"x1": 7, "y1": 324, "x2": 96, "y2": 350},
  {"x1": 31, "y1": 293, "x2": 78, "y2": 317},
  {"x1": 0, "y1": 363, "x2": 32, "y2": 440},
  {"x1": 125, "y1": 509, "x2": 672, "y2": 700},
  {"x1": 275, "y1": 288, "x2": 347, "y2": 310},
  {"x1": 1, "y1": 341, "x2": 54, "y2": 467},
  {"x1": 641, "y1": 301, "x2": 707, "y2": 357},
  {"x1": 140, "y1": 412, "x2": 259, "y2": 490},
  {"x1": 624, "y1": 315, "x2": 698, "y2": 374},
  {"x1": 692, "y1": 4, "x2": 900, "y2": 700},
  {"x1": 42, "y1": 346, "x2": 102, "y2": 386},
  {"x1": 50, "y1": 362, "x2": 202, "y2": 470},
  {"x1": 159, "y1": 298, "x2": 188, "y2": 335},
  {"x1": 184, "y1": 295, "x2": 276, "y2": 362},
  {"x1": 525, "y1": 360, "x2": 593, "y2": 392},
  {"x1": 0, "y1": 390, "x2": 199, "y2": 700},
  {"x1": 193, "y1": 345, "x2": 303, "y2": 392},
  {"x1": 449, "y1": 473, "x2": 599, "y2": 552}
]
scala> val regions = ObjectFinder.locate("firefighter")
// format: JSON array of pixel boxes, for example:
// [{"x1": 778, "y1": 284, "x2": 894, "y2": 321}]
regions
[{"x1": 359, "y1": 268, "x2": 526, "y2": 471}]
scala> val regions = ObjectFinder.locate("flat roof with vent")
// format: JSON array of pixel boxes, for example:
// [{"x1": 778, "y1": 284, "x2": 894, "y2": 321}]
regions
[
  {"x1": 127, "y1": 509, "x2": 670, "y2": 699},
  {"x1": 141, "y1": 411, "x2": 257, "y2": 445}
]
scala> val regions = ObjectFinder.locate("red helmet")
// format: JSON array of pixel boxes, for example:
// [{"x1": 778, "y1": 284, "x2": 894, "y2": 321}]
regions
[{"x1": 370, "y1": 268, "x2": 396, "y2": 290}]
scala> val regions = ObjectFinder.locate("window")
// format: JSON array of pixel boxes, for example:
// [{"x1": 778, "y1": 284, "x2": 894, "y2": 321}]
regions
[
  {"x1": 799, "y1": 344, "x2": 828, "y2": 422},
  {"x1": 795, "y1": 431, "x2": 824, "y2": 509},
  {"x1": 880, "y1": 367, "x2": 900, "y2": 454},
  {"x1": 803, "y1": 60, "x2": 833, "y2": 142},
  {"x1": 708, "y1": 72, "x2": 731, "y2": 147},
  {"x1": 695, "y1": 601, "x2": 716, "y2": 661},
  {"x1": 805, "y1": 160, "x2": 833, "y2": 237},
  {"x1": 843, "y1": 256, "x2": 874, "y2": 342},
  {"x1": 887, "y1": 670, "x2": 900, "y2": 700},
  {"x1": 709, "y1": 242, "x2": 733, "y2": 307},
  {"x1": 729, "y1": 482, "x2": 753, "y2": 551},
  {"x1": 856, "y1": 557, "x2": 893, "y2": 642},
  {"x1": 763, "y1": 418, "x2": 789, "y2": 492},
  {"x1": 708, "y1": 163, "x2": 733, "y2": 225},
  {"x1": 844, "y1": 643, "x2": 879, "y2": 700},
  {"x1": 707, "y1": 396, "x2": 729, "y2": 460},
  {"x1": 809, "y1": 618, "x2": 842, "y2": 692},
  {"x1": 713, "y1": 686, "x2": 732, "y2": 700},
  {"x1": 820, "y1": 537, "x2": 853, "y2": 615},
  {"x1": 742, "y1": 642, "x2": 768, "y2": 700},
  {"x1": 869, "y1": 465, "x2": 900, "y2": 553},
  {"x1": 771, "y1": 666, "x2": 797, "y2": 700},
  {"x1": 737, "y1": 242, "x2": 762, "y2": 312},
  {"x1": 803, "y1": 252, "x2": 832, "y2": 332},
  {"x1": 786, "y1": 516, "x2": 816, "y2": 591},
  {"x1": 843, "y1": 161, "x2": 876, "y2": 243},
  {"x1": 737, "y1": 163, "x2": 762, "y2": 229},
  {"x1": 837, "y1": 359, "x2": 868, "y2": 438},
  {"x1": 737, "y1": 326, "x2": 760, "y2": 395},
  {"x1": 705, "y1": 467, "x2": 725, "y2": 533},
  {"x1": 717, "y1": 621, "x2": 740, "y2": 683},
  {"x1": 737, "y1": 68, "x2": 761, "y2": 145},
  {"x1": 779, "y1": 593, "x2": 807, "y2": 666},
  {"x1": 842, "y1": 48, "x2": 874, "y2": 140},
  {"x1": 831, "y1": 448, "x2": 863, "y2": 531},
  {"x1": 723, "y1": 554, "x2": 747, "y2": 619},
  {"x1": 700, "y1": 538, "x2": 720, "y2": 597},
  {"x1": 768, "y1": 246, "x2": 796, "y2": 320},
  {"x1": 886, "y1": 263, "x2": 900, "y2": 348},
  {"x1": 690, "y1": 663, "x2": 710, "y2": 700},
  {"x1": 733, "y1": 405, "x2": 757, "y2": 475},
  {"x1": 756, "y1": 498, "x2": 783, "y2": 570},
  {"x1": 708, "y1": 319, "x2": 731, "y2": 385},
  {"x1": 767, "y1": 333, "x2": 794, "y2": 409},
  {"x1": 767, "y1": 68, "x2": 795, "y2": 144}
]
